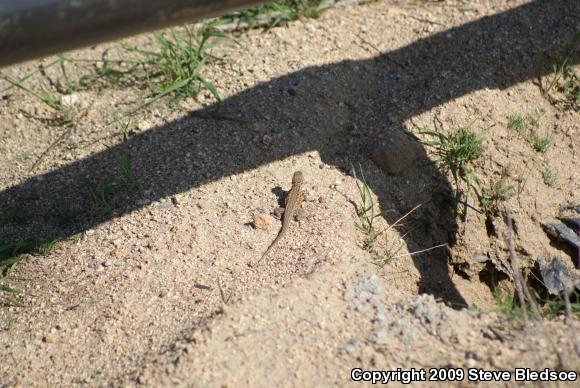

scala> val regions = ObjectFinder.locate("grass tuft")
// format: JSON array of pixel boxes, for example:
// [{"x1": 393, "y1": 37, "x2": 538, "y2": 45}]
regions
[
  {"x1": 531, "y1": 133, "x2": 554, "y2": 153},
  {"x1": 506, "y1": 115, "x2": 526, "y2": 135},
  {"x1": 54, "y1": 197, "x2": 82, "y2": 225},
  {"x1": 217, "y1": 279, "x2": 232, "y2": 305},
  {"x1": 2, "y1": 76, "x2": 76, "y2": 126},
  {"x1": 480, "y1": 180, "x2": 515, "y2": 214},
  {"x1": 507, "y1": 114, "x2": 554, "y2": 154},
  {"x1": 543, "y1": 294, "x2": 580, "y2": 319},
  {"x1": 86, "y1": 180, "x2": 118, "y2": 217},
  {"x1": 494, "y1": 286, "x2": 580, "y2": 325},
  {"x1": 351, "y1": 164, "x2": 380, "y2": 251},
  {"x1": 372, "y1": 229, "x2": 407, "y2": 268},
  {"x1": 85, "y1": 151, "x2": 140, "y2": 217},
  {"x1": 542, "y1": 168, "x2": 556, "y2": 187},
  {"x1": 1, "y1": 235, "x2": 63, "y2": 307},
  {"x1": 543, "y1": 32, "x2": 579, "y2": 111},
  {"x1": 416, "y1": 125, "x2": 484, "y2": 192},
  {"x1": 493, "y1": 289, "x2": 532, "y2": 327},
  {"x1": 125, "y1": 26, "x2": 227, "y2": 105},
  {"x1": 351, "y1": 165, "x2": 440, "y2": 267},
  {"x1": 34, "y1": 237, "x2": 63, "y2": 256},
  {"x1": 0, "y1": 24, "x2": 228, "y2": 129},
  {"x1": 217, "y1": 0, "x2": 326, "y2": 30},
  {"x1": 4, "y1": 209, "x2": 30, "y2": 224},
  {"x1": 410, "y1": 120, "x2": 488, "y2": 217},
  {"x1": 117, "y1": 151, "x2": 139, "y2": 190},
  {"x1": 0, "y1": 283, "x2": 25, "y2": 307}
]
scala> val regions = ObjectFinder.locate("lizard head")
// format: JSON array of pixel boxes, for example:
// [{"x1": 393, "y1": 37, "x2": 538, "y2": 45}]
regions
[{"x1": 292, "y1": 171, "x2": 304, "y2": 185}]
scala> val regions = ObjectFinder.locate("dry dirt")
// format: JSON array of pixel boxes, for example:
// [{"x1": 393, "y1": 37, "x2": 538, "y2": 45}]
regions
[{"x1": 1, "y1": 0, "x2": 579, "y2": 387}]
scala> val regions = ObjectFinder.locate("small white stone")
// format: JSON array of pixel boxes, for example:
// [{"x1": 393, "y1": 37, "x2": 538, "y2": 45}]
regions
[
  {"x1": 60, "y1": 94, "x2": 80, "y2": 108},
  {"x1": 137, "y1": 120, "x2": 150, "y2": 131}
]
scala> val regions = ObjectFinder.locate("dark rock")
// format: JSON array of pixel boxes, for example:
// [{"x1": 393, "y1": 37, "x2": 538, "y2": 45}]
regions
[
  {"x1": 370, "y1": 130, "x2": 422, "y2": 175},
  {"x1": 542, "y1": 223, "x2": 580, "y2": 249},
  {"x1": 538, "y1": 257, "x2": 579, "y2": 295}
]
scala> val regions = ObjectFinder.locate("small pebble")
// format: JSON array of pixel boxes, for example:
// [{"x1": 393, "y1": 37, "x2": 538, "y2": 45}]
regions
[
  {"x1": 295, "y1": 209, "x2": 306, "y2": 221},
  {"x1": 251, "y1": 122, "x2": 266, "y2": 133},
  {"x1": 157, "y1": 200, "x2": 173, "y2": 212},
  {"x1": 137, "y1": 120, "x2": 150, "y2": 131},
  {"x1": 273, "y1": 207, "x2": 284, "y2": 219},
  {"x1": 60, "y1": 94, "x2": 80, "y2": 108},
  {"x1": 262, "y1": 134, "x2": 272, "y2": 144},
  {"x1": 253, "y1": 212, "x2": 276, "y2": 230}
]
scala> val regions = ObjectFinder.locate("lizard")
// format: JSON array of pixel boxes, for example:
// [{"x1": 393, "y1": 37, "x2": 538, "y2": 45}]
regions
[{"x1": 256, "y1": 170, "x2": 304, "y2": 265}]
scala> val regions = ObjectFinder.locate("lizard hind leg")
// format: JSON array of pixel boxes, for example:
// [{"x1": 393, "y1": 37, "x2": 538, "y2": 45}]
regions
[{"x1": 294, "y1": 208, "x2": 306, "y2": 221}]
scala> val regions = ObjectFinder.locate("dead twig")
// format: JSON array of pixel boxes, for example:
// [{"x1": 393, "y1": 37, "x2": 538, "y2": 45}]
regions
[
  {"x1": 406, "y1": 15, "x2": 444, "y2": 26},
  {"x1": 30, "y1": 127, "x2": 72, "y2": 173},
  {"x1": 563, "y1": 285, "x2": 580, "y2": 357},
  {"x1": 503, "y1": 197, "x2": 540, "y2": 322}
]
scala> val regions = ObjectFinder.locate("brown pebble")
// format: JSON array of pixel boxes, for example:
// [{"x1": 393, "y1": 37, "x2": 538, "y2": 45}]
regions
[{"x1": 252, "y1": 212, "x2": 276, "y2": 230}]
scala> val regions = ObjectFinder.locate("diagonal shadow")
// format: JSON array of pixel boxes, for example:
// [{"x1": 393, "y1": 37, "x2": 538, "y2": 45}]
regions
[{"x1": 1, "y1": 0, "x2": 578, "y2": 306}]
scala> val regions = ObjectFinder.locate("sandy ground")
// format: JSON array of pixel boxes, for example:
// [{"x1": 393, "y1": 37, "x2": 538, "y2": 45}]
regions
[{"x1": 1, "y1": 0, "x2": 579, "y2": 386}]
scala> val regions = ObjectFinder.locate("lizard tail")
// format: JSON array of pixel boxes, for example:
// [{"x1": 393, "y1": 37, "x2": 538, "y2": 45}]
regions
[
  {"x1": 256, "y1": 230, "x2": 285, "y2": 265},
  {"x1": 256, "y1": 246, "x2": 274, "y2": 265}
]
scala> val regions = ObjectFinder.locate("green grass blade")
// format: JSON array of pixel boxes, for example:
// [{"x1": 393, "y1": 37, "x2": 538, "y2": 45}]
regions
[{"x1": 197, "y1": 77, "x2": 221, "y2": 102}]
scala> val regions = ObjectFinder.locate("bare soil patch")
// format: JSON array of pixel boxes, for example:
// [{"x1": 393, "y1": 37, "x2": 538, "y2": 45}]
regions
[{"x1": 1, "y1": 0, "x2": 579, "y2": 386}]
